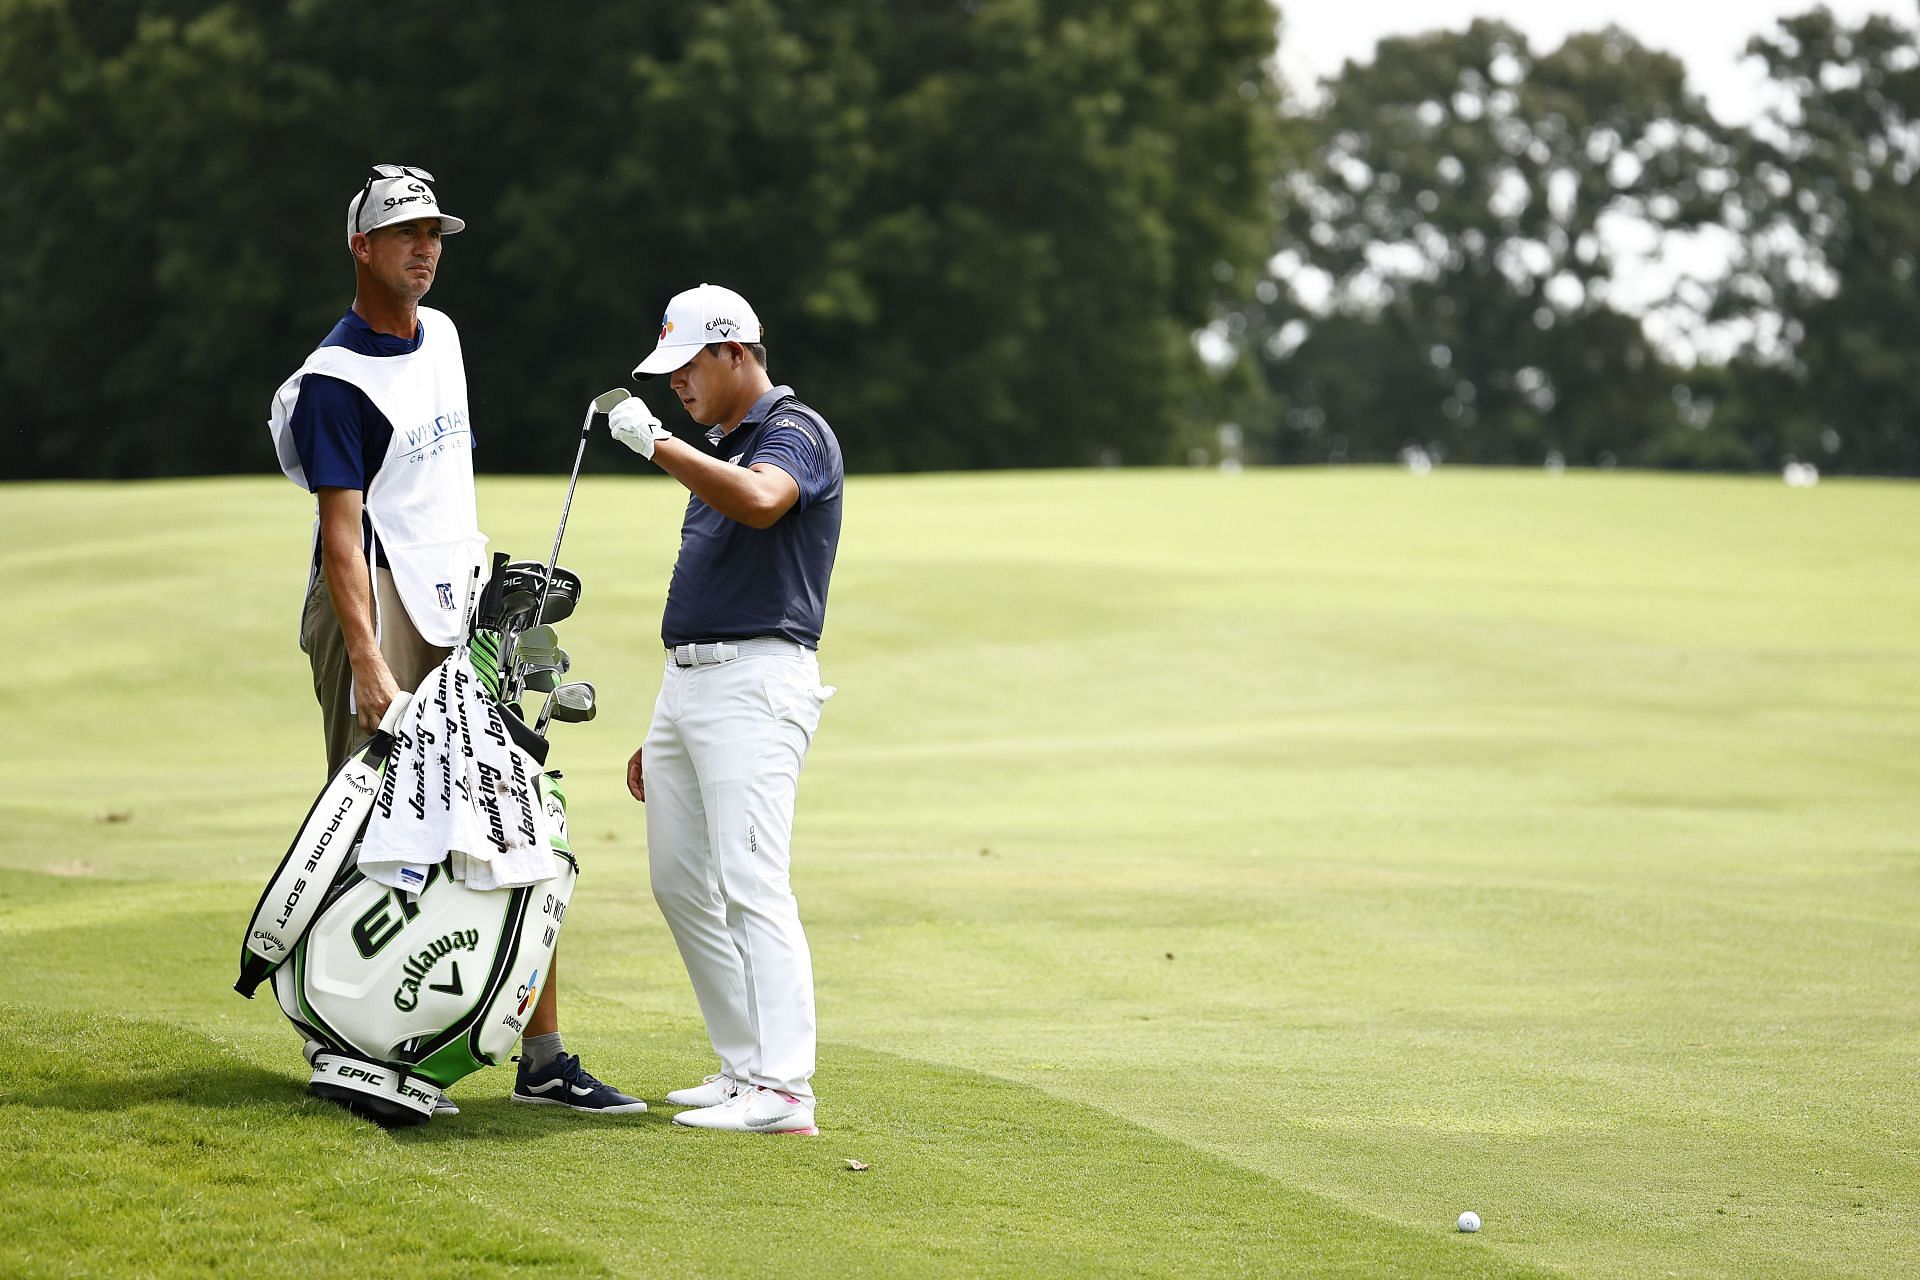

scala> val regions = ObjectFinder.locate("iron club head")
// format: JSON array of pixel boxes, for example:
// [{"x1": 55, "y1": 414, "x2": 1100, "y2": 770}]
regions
[
  {"x1": 547, "y1": 682, "x2": 597, "y2": 724},
  {"x1": 513, "y1": 625, "x2": 561, "y2": 661},
  {"x1": 515, "y1": 647, "x2": 570, "y2": 694}
]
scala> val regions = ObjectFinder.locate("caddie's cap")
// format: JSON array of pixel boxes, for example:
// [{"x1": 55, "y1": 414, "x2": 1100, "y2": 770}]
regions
[
  {"x1": 345, "y1": 164, "x2": 466, "y2": 244},
  {"x1": 632, "y1": 283, "x2": 762, "y2": 379}
]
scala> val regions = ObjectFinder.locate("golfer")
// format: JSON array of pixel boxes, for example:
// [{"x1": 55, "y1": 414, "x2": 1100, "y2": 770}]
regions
[
  {"x1": 266, "y1": 164, "x2": 642, "y2": 1116},
  {"x1": 611, "y1": 283, "x2": 843, "y2": 1135}
]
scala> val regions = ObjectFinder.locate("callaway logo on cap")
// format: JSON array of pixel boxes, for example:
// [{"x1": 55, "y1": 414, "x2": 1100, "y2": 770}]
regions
[{"x1": 632, "y1": 284, "x2": 762, "y2": 378}]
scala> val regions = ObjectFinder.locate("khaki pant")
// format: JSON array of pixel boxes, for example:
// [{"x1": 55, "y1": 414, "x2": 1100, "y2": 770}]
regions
[{"x1": 301, "y1": 567, "x2": 451, "y2": 775}]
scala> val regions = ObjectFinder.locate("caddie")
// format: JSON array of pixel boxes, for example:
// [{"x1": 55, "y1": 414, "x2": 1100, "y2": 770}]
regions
[
  {"x1": 611, "y1": 284, "x2": 843, "y2": 1136},
  {"x1": 265, "y1": 164, "x2": 642, "y2": 1116}
]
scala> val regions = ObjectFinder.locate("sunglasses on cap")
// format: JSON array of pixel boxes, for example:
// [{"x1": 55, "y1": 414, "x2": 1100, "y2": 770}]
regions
[{"x1": 352, "y1": 163, "x2": 436, "y2": 234}]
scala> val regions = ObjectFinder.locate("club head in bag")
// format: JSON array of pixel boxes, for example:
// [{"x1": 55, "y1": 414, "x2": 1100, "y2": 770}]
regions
[
  {"x1": 533, "y1": 679, "x2": 594, "y2": 735},
  {"x1": 494, "y1": 564, "x2": 579, "y2": 690},
  {"x1": 536, "y1": 570, "x2": 580, "y2": 624},
  {"x1": 499, "y1": 561, "x2": 580, "y2": 625},
  {"x1": 513, "y1": 625, "x2": 560, "y2": 662},
  {"x1": 516, "y1": 647, "x2": 570, "y2": 695},
  {"x1": 494, "y1": 565, "x2": 549, "y2": 658},
  {"x1": 499, "y1": 590, "x2": 540, "y2": 627},
  {"x1": 548, "y1": 682, "x2": 596, "y2": 725}
]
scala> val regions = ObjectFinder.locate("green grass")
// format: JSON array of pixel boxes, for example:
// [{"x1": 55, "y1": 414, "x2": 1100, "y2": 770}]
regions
[{"x1": 2, "y1": 467, "x2": 1916, "y2": 1277}]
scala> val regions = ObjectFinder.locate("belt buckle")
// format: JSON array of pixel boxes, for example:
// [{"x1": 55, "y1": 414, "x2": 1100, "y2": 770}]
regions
[{"x1": 673, "y1": 642, "x2": 739, "y2": 666}]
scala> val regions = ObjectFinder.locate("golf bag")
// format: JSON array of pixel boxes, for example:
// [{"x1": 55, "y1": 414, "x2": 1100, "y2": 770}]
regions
[
  {"x1": 238, "y1": 554, "x2": 592, "y2": 1127},
  {"x1": 274, "y1": 767, "x2": 576, "y2": 1126}
]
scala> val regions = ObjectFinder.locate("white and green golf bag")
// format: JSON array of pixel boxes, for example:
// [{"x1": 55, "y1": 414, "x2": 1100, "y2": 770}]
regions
[
  {"x1": 238, "y1": 562, "x2": 588, "y2": 1127},
  {"x1": 271, "y1": 765, "x2": 576, "y2": 1126}
]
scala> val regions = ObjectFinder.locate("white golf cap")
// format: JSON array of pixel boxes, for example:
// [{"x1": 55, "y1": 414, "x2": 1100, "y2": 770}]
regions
[
  {"x1": 345, "y1": 165, "x2": 466, "y2": 244},
  {"x1": 632, "y1": 283, "x2": 762, "y2": 379}
]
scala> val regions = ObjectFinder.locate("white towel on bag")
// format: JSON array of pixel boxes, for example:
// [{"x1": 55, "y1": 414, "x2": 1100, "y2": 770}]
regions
[
  {"x1": 451, "y1": 740, "x2": 560, "y2": 890},
  {"x1": 451, "y1": 788, "x2": 558, "y2": 888},
  {"x1": 358, "y1": 651, "x2": 557, "y2": 891}
]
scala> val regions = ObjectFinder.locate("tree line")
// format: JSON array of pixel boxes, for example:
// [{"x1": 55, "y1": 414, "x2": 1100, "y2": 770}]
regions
[
  {"x1": 1228, "y1": 7, "x2": 1920, "y2": 476},
  {"x1": 0, "y1": 1, "x2": 1913, "y2": 479}
]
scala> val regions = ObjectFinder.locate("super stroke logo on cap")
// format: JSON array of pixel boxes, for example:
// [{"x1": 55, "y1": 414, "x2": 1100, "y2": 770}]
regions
[
  {"x1": 380, "y1": 181, "x2": 435, "y2": 221},
  {"x1": 345, "y1": 163, "x2": 467, "y2": 244}
]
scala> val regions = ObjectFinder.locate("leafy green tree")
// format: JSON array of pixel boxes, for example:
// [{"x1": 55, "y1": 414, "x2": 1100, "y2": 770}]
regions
[
  {"x1": 1727, "y1": 6, "x2": 1920, "y2": 474},
  {"x1": 0, "y1": 1, "x2": 339, "y2": 477},
  {"x1": 0, "y1": 0, "x2": 1282, "y2": 478},
  {"x1": 1244, "y1": 21, "x2": 1741, "y2": 468}
]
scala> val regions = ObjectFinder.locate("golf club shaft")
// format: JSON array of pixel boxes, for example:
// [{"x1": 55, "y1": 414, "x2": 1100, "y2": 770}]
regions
[
  {"x1": 534, "y1": 409, "x2": 595, "y2": 631},
  {"x1": 534, "y1": 389, "x2": 627, "y2": 630},
  {"x1": 499, "y1": 615, "x2": 526, "y2": 701}
]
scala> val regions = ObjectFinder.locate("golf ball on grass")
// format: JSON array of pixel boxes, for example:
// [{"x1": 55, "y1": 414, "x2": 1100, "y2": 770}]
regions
[{"x1": 1457, "y1": 1211, "x2": 1481, "y2": 1233}]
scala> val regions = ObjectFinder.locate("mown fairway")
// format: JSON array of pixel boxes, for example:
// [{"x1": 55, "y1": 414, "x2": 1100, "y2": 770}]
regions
[{"x1": 2, "y1": 467, "x2": 1916, "y2": 1278}]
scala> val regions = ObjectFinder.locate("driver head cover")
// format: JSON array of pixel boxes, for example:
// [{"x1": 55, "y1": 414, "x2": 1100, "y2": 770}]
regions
[{"x1": 632, "y1": 284, "x2": 760, "y2": 379}]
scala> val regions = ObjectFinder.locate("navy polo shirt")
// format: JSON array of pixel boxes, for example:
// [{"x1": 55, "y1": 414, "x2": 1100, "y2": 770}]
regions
[{"x1": 660, "y1": 384, "x2": 843, "y2": 649}]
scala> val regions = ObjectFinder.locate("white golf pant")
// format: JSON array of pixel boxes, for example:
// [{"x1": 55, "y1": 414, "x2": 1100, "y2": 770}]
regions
[{"x1": 645, "y1": 644, "x2": 831, "y2": 1101}]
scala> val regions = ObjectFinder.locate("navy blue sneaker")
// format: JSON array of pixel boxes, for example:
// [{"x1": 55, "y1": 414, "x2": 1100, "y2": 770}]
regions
[{"x1": 511, "y1": 1053, "x2": 648, "y2": 1114}]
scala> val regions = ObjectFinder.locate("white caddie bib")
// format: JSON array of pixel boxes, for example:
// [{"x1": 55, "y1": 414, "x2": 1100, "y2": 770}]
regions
[{"x1": 267, "y1": 306, "x2": 487, "y2": 646}]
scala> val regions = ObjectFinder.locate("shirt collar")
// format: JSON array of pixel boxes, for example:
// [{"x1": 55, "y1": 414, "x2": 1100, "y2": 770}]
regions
[
  {"x1": 343, "y1": 306, "x2": 424, "y2": 345},
  {"x1": 705, "y1": 384, "x2": 794, "y2": 447}
]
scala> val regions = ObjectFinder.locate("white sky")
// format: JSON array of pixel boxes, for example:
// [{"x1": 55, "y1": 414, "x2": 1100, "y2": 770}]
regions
[{"x1": 1276, "y1": 0, "x2": 1916, "y2": 123}]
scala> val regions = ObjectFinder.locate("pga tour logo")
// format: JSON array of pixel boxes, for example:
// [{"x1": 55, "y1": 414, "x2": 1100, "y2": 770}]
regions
[{"x1": 436, "y1": 582, "x2": 455, "y2": 609}]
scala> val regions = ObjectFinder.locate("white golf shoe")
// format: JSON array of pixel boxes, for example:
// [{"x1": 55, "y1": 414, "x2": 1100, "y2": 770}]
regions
[
  {"x1": 665, "y1": 1073, "x2": 746, "y2": 1108},
  {"x1": 672, "y1": 1085, "x2": 816, "y2": 1135}
]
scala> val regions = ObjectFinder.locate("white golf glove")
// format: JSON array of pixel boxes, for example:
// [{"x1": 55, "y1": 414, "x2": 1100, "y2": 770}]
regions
[{"x1": 608, "y1": 397, "x2": 671, "y2": 459}]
